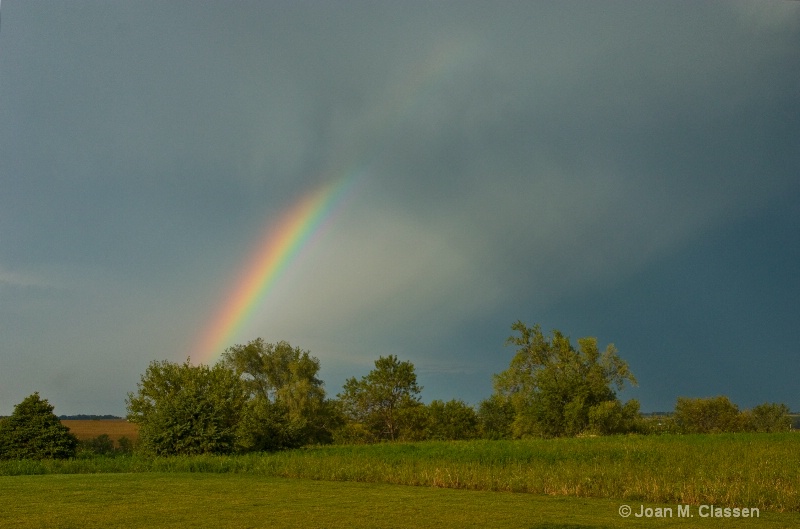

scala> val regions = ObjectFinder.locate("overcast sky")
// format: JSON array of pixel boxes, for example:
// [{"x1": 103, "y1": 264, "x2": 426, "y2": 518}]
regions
[{"x1": 1, "y1": 1, "x2": 798, "y2": 416}]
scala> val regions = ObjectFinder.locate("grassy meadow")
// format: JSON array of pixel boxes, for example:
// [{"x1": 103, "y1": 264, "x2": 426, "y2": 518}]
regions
[
  {"x1": 2, "y1": 433, "x2": 798, "y2": 515},
  {"x1": 2, "y1": 473, "x2": 798, "y2": 529}
]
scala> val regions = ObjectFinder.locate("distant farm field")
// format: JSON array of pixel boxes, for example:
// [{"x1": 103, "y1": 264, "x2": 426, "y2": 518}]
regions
[
  {"x1": 1, "y1": 473, "x2": 797, "y2": 529},
  {"x1": 61, "y1": 419, "x2": 139, "y2": 443}
]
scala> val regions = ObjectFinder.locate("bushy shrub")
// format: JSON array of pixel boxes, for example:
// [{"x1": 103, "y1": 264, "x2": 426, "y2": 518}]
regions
[
  {"x1": 673, "y1": 397, "x2": 793, "y2": 434},
  {"x1": 742, "y1": 403, "x2": 792, "y2": 433},
  {"x1": 78, "y1": 434, "x2": 116, "y2": 456},
  {"x1": 0, "y1": 393, "x2": 78, "y2": 460},
  {"x1": 117, "y1": 436, "x2": 134, "y2": 454},
  {"x1": 587, "y1": 399, "x2": 645, "y2": 435},
  {"x1": 126, "y1": 360, "x2": 247, "y2": 456},
  {"x1": 331, "y1": 423, "x2": 378, "y2": 445},
  {"x1": 394, "y1": 403, "x2": 429, "y2": 441},
  {"x1": 477, "y1": 395, "x2": 515, "y2": 440},
  {"x1": 673, "y1": 396, "x2": 744, "y2": 433},
  {"x1": 236, "y1": 397, "x2": 307, "y2": 452},
  {"x1": 423, "y1": 400, "x2": 479, "y2": 441},
  {"x1": 77, "y1": 435, "x2": 137, "y2": 457}
]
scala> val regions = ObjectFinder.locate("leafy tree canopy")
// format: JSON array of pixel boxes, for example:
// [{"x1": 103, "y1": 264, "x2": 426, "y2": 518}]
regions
[
  {"x1": 673, "y1": 396, "x2": 743, "y2": 434},
  {"x1": 338, "y1": 355, "x2": 422, "y2": 441},
  {"x1": 424, "y1": 399, "x2": 479, "y2": 441},
  {"x1": 744, "y1": 402, "x2": 792, "y2": 433},
  {"x1": 494, "y1": 321, "x2": 638, "y2": 437},
  {"x1": 477, "y1": 395, "x2": 515, "y2": 440},
  {"x1": 126, "y1": 359, "x2": 247, "y2": 456},
  {"x1": 0, "y1": 392, "x2": 78, "y2": 460},
  {"x1": 221, "y1": 339, "x2": 331, "y2": 449},
  {"x1": 221, "y1": 338, "x2": 325, "y2": 417},
  {"x1": 673, "y1": 397, "x2": 792, "y2": 434}
]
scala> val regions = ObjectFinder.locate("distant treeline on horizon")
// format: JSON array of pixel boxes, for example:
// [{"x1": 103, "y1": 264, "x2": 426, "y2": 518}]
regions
[
  {"x1": 0, "y1": 410, "x2": 794, "y2": 419},
  {"x1": 0, "y1": 411, "x2": 793, "y2": 421},
  {"x1": 57, "y1": 414, "x2": 123, "y2": 421}
]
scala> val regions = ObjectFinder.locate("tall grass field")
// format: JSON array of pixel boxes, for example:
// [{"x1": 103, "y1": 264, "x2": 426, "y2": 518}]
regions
[{"x1": 2, "y1": 433, "x2": 798, "y2": 512}]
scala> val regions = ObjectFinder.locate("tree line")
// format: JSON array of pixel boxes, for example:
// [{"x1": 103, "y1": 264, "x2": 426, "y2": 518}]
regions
[{"x1": 0, "y1": 321, "x2": 793, "y2": 459}]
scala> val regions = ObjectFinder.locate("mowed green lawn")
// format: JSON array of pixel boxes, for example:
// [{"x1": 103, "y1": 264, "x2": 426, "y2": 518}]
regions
[{"x1": 1, "y1": 473, "x2": 797, "y2": 529}]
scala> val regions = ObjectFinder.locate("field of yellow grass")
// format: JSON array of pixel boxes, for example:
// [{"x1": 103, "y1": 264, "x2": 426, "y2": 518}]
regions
[{"x1": 61, "y1": 420, "x2": 139, "y2": 443}]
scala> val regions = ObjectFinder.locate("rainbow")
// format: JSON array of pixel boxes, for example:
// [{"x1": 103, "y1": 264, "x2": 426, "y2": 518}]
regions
[
  {"x1": 191, "y1": 176, "x2": 358, "y2": 363},
  {"x1": 190, "y1": 37, "x2": 477, "y2": 364}
]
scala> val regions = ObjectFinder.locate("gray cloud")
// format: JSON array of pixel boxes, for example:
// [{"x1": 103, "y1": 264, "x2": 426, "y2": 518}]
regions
[{"x1": 1, "y1": 1, "x2": 798, "y2": 413}]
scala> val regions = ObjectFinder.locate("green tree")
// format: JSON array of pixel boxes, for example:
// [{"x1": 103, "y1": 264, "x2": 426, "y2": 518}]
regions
[
  {"x1": 673, "y1": 396, "x2": 743, "y2": 434},
  {"x1": 493, "y1": 321, "x2": 638, "y2": 438},
  {"x1": 331, "y1": 421, "x2": 379, "y2": 445},
  {"x1": 338, "y1": 355, "x2": 422, "y2": 441},
  {"x1": 126, "y1": 359, "x2": 247, "y2": 455},
  {"x1": 587, "y1": 399, "x2": 644, "y2": 435},
  {"x1": 477, "y1": 395, "x2": 515, "y2": 439},
  {"x1": 743, "y1": 402, "x2": 792, "y2": 433},
  {"x1": 221, "y1": 339, "x2": 329, "y2": 449},
  {"x1": 0, "y1": 393, "x2": 78, "y2": 460},
  {"x1": 425, "y1": 399, "x2": 479, "y2": 440},
  {"x1": 393, "y1": 402, "x2": 429, "y2": 441}
]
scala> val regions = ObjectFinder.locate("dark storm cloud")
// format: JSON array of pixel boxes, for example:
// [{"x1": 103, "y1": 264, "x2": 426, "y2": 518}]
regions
[{"x1": 0, "y1": 1, "x2": 798, "y2": 414}]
